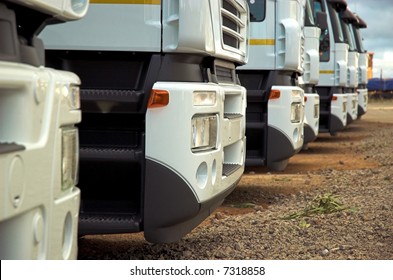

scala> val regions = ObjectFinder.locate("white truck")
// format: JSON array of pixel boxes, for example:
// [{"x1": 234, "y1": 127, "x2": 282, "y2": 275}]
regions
[
  {"x1": 237, "y1": 0, "x2": 305, "y2": 171},
  {"x1": 350, "y1": 14, "x2": 368, "y2": 117},
  {"x1": 0, "y1": 0, "x2": 87, "y2": 259},
  {"x1": 339, "y1": 6, "x2": 358, "y2": 124},
  {"x1": 314, "y1": 0, "x2": 348, "y2": 136},
  {"x1": 40, "y1": 0, "x2": 248, "y2": 243},
  {"x1": 300, "y1": 0, "x2": 328, "y2": 148}
]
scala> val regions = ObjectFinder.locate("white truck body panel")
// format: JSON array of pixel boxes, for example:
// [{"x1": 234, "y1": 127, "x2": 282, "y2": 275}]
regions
[
  {"x1": 357, "y1": 52, "x2": 368, "y2": 114},
  {"x1": 331, "y1": 93, "x2": 347, "y2": 128},
  {"x1": 41, "y1": 3, "x2": 162, "y2": 52},
  {"x1": 346, "y1": 92, "x2": 358, "y2": 121},
  {"x1": 239, "y1": 0, "x2": 303, "y2": 71},
  {"x1": 303, "y1": 26, "x2": 320, "y2": 85},
  {"x1": 146, "y1": 82, "x2": 246, "y2": 203},
  {"x1": 10, "y1": 0, "x2": 88, "y2": 20},
  {"x1": 357, "y1": 88, "x2": 368, "y2": 113},
  {"x1": 319, "y1": 42, "x2": 348, "y2": 87},
  {"x1": 358, "y1": 52, "x2": 368, "y2": 85},
  {"x1": 303, "y1": 93, "x2": 320, "y2": 138},
  {"x1": 163, "y1": 0, "x2": 249, "y2": 63},
  {"x1": 268, "y1": 86, "x2": 305, "y2": 152},
  {"x1": 347, "y1": 51, "x2": 359, "y2": 88},
  {"x1": 0, "y1": 62, "x2": 81, "y2": 259},
  {"x1": 41, "y1": 0, "x2": 249, "y2": 64}
]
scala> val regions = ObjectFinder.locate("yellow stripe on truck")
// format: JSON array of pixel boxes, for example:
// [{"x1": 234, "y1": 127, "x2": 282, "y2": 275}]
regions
[
  {"x1": 90, "y1": 0, "x2": 160, "y2": 4},
  {"x1": 319, "y1": 70, "x2": 335, "y2": 74},
  {"x1": 249, "y1": 39, "x2": 275, "y2": 45}
]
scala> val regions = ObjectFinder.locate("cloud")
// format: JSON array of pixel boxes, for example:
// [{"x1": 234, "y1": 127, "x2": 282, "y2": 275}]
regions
[{"x1": 346, "y1": 0, "x2": 393, "y2": 78}]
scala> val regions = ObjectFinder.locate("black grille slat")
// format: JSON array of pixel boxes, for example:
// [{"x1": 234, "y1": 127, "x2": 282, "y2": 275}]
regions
[
  {"x1": 221, "y1": 0, "x2": 245, "y2": 50},
  {"x1": 216, "y1": 65, "x2": 235, "y2": 83}
]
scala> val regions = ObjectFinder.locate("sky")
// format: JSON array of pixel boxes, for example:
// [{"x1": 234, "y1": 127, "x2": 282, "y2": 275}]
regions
[{"x1": 346, "y1": 0, "x2": 393, "y2": 78}]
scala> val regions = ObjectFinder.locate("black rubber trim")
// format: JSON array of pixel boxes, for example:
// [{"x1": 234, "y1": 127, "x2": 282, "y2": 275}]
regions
[
  {"x1": 0, "y1": 142, "x2": 25, "y2": 154},
  {"x1": 304, "y1": 123, "x2": 317, "y2": 144},
  {"x1": 144, "y1": 159, "x2": 238, "y2": 243},
  {"x1": 267, "y1": 126, "x2": 296, "y2": 164},
  {"x1": 347, "y1": 112, "x2": 354, "y2": 124},
  {"x1": 329, "y1": 114, "x2": 345, "y2": 134},
  {"x1": 358, "y1": 105, "x2": 366, "y2": 117}
]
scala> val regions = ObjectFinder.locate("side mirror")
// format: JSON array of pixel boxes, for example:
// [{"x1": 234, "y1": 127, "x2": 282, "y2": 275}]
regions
[{"x1": 316, "y1": 11, "x2": 328, "y2": 31}]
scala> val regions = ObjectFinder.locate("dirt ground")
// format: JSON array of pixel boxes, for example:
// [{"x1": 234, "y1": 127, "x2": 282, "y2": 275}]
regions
[
  {"x1": 78, "y1": 99, "x2": 393, "y2": 259},
  {"x1": 222, "y1": 100, "x2": 392, "y2": 215}
]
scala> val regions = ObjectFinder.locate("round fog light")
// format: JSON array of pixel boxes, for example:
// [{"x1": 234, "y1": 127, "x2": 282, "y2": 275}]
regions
[
  {"x1": 196, "y1": 162, "x2": 208, "y2": 189},
  {"x1": 293, "y1": 127, "x2": 299, "y2": 142}
]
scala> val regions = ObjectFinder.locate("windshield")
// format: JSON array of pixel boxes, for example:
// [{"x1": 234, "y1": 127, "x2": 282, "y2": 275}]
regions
[
  {"x1": 314, "y1": 0, "x2": 330, "y2": 61},
  {"x1": 329, "y1": 4, "x2": 344, "y2": 43},
  {"x1": 247, "y1": 0, "x2": 265, "y2": 22},
  {"x1": 353, "y1": 27, "x2": 366, "y2": 52},
  {"x1": 347, "y1": 23, "x2": 358, "y2": 51},
  {"x1": 341, "y1": 20, "x2": 355, "y2": 51},
  {"x1": 305, "y1": 0, "x2": 315, "y2": 26}
]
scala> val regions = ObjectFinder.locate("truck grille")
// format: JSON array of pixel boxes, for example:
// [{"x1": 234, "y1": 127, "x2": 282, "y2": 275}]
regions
[{"x1": 221, "y1": 0, "x2": 247, "y2": 52}]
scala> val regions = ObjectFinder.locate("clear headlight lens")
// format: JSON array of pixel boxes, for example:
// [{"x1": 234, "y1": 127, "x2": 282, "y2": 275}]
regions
[
  {"x1": 71, "y1": 0, "x2": 89, "y2": 14},
  {"x1": 62, "y1": 128, "x2": 79, "y2": 191},
  {"x1": 191, "y1": 114, "x2": 218, "y2": 152},
  {"x1": 291, "y1": 102, "x2": 302, "y2": 123},
  {"x1": 314, "y1": 104, "x2": 319, "y2": 119},
  {"x1": 193, "y1": 91, "x2": 217, "y2": 106},
  {"x1": 69, "y1": 85, "x2": 81, "y2": 109}
]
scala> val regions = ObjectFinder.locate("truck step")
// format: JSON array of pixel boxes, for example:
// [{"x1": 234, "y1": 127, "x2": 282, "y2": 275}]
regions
[
  {"x1": 0, "y1": 142, "x2": 25, "y2": 154},
  {"x1": 246, "y1": 121, "x2": 265, "y2": 130},
  {"x1": 79, "y1": 213, "x2": 142, "y2": 235},
  {"x1": 224, "y1": 113, "x2": 243, "y2": 119},
  {"x1": 222, "y1": 163, "x2": 242, "y2": 176},
  {"x1": 81, "y1": 89, "x2": 144, "y2": 113},
  {"x1": 80, "y1": 146, "x2": 143, "y2": 162},
  {"x1": 319, "y1": 111, "x2": 330, "y2": 116},
  {"x1": 245, "y1": 157, "x2": 265, "y2": 166}
]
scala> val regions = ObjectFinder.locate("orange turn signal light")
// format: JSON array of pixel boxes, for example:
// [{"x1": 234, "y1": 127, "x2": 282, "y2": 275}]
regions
[
  {"x1": 331, "y1": 95, "x2": 338, "y2": 101},
  {"x1": 269, "y1": 89, "x2": 281, "y2": 100},
  {"x1": 304, "y1": 96, "x2": 308, "y2": 102},
  {"x1": 148, "y1": 89, "x2": 169, "y2": 108}
]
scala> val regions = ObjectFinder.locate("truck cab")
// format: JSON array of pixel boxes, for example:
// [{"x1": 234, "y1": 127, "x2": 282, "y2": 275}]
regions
[
  {"x1": 0, "y1": 0, "x2": 87, "y2": 259},
  {"x1": 313, "y1": 0, "x2": 348, "y2": 136},
  {"x1": 300, "y1": 0, "x2": 329, "y2": 149},
  {"x1": 340, "y1": 6, "x2": 359, "y2": 124},
  {"x1": 40, "y1": 0, "x2": 249, "y2": 243},
  {"x1": 351, "y1": 14, "x2": 368, "y2": 117},
  {"x1": 238, "y1": 0, "x2": 305, "y2": 171}
]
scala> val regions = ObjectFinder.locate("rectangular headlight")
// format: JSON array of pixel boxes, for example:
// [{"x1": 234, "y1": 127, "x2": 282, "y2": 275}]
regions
[
  {"x1": 62, "y1": 127, "x2": 79, "y2": 191},
  {"x1": 191, "y1": 114, "x2": 218, "y2": 152},
  {"x1": 291, "y1": 102, "x2": 302, "y2": 123},
  {"x1": 314, "y1": 104, "x2": 319, "y2": 119},
  {"x1": 69, "y1": 85, "x2": 81, "y2": 109},
  {"x1": 193, "y1": 91, "x2": 217, "y2": 106}
]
